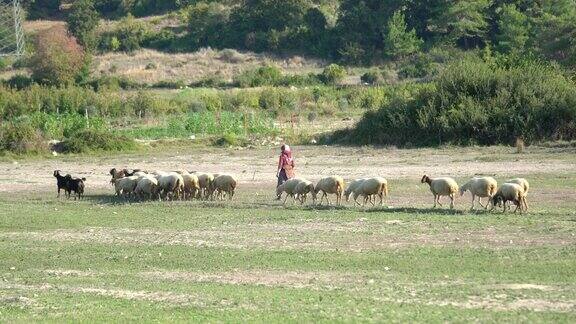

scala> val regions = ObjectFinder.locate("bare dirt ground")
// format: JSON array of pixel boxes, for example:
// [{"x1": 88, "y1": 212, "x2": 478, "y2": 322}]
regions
[{"x1": 0, "y1": 144, "x2": 574, "y2": 192}]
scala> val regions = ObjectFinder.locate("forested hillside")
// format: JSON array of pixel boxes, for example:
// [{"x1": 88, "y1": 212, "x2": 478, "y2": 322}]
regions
[
  {"x1": 20, "y1": 0, "x2": 576, "y2": 68},
  {"x1": 0, "y1": 0, "x2": 575, "y2": 154}
]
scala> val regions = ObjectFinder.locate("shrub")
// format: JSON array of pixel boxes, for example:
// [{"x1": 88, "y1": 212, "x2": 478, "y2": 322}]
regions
[
  {"x1": 0, "y1": 58, "x2": 7, "y2": 70},
  {"x1": 129, "y1": 91, "x2": 164, "y2": 117},
  {"x1": 145, "y1": 29, "x2": 178, "y2": 50},
  {"x1": 201, "y1": 92, "x2": 223, "y2": 112},
  {"x1": 3, "y1": 74, "x2": 34, "y2": 89},
  {"x1": 153, "y1": 80, "x2": 186, "y2": 89},
  {"x1": 348, "y1": 87, "x2": 387, "y2": 110},
  {"x1": 67, "y1": 0, "x2": 100, "y2": 49},
  {"x1": 398, "y1": 54, "x2": 435, "y2": 79},
  {"x1": 214, "y1": 133, "x2": 238, "y2": 147},
  {"x1": 0, "y1": 120, "x2": 47, "y2": 154},
  {"x1": 26, "y1": 0, "x2": 61, "y2": 20},
  {"x1": 361, "y1": 70, "x2": 381, "y2": 85},
  {"x1": 115, "y1": 14, "x2": 150, "y2": 52},
  {"x1": 319, "y1": 64, "x2": 346, "y2": 85},
  {"x1": 91, "y1": 76, "x2": 142, "y2": 91},
  {"x1": 186, "y1": 2, "x2": 230, "y2": 49},
  {"x1": 219, "y1": 49, "x2": 243, "y2": 63},
  {"x1": 30, "y1": 25, "x2": 86, "y2": 86},
  {"x1": 234, "y1": 65, "x2": 283, "y2": 87},
  {"x1": 60, "y1": 129, "x2": 137, "y2": 153},
  {"x1": 345, "y1": 60, "x2": 576, "y2": 146}
]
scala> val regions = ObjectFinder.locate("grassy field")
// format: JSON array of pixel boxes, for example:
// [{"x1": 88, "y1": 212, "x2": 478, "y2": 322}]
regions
[{"x1": 0, "y1": 145, "x2": 575, "y2": 322}]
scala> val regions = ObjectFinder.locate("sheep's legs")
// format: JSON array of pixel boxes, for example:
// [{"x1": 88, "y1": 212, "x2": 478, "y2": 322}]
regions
[
  {"x1": 319, "y1": 192, "x2": 329, "y2": 205},
  {"x1": 367, "y1": 195, "x2": 375, "y2": 207},
  {"x1": 470, "y1": 195, "x2": 475, "y2": 210},
  {"x1": 434, "y1": 195, "x2": 443, "y2": 207},
  {"x1": 477, "y1": 197, "x2": 487, "y2": 209},
  {"x1": 449, "y1": 195, "x2": 455, "y2": 209}
]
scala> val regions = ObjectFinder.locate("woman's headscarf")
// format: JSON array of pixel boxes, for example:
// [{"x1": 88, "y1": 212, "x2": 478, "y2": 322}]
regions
[{"x1": 281, "y1": 144, "x2": 292, "y2": 161}]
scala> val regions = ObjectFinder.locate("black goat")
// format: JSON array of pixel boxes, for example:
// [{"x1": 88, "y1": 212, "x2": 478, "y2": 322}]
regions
[
  {"x1": 53, "y1": 170, "x2": 86, "y2": 199},
  {"x1": 65, "y1": 175, "x2": 86, "y2": 200},
  {"x1": 53, "y1": 170, "x2": 68, "y2": 197}
]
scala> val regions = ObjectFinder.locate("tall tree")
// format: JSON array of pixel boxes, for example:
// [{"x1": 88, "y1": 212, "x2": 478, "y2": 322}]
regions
[
  {"x1": 25, "y1": 0, "x2": 61, "y2": 20},
  {"x1": 384, "y1": 10, "x2": 423, "y2": 59},
  {"x1": 495, "y1": 4, "x2": 530, "y2": 54},
  {"x1": 430, "y1": 0, "x2": 490, "y2": 48},
  {"x1": 534, "y1": 7, "x2": 576, "y2": 68},
  {"x1": 67, "y1": 0, "x2": 100, "y2": 50},
  {"x1": 335, "y1": 0, "x2": 405, "y2": 62}
]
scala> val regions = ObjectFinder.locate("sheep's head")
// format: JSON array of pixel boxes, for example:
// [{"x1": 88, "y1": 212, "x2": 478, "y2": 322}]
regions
[
  {"x1": 421, "y1": 175, "x2": 431, "y2": 184},
  {"x1": 275, "y1": 184, "x2": 284, "y2": 197},
  {"x1": 109, "y1": 168, "x2": 117, "y2": 176},
  {"x1": 344, "y1": 190, "x2": 352, "y2": 202},
  {"x1": 313, "y1": 185, "x2": 321, "y2": 194},
  {"x1": 459, "y1": 188, "x2": 466, "y2": 196},
  {"x1": 490, "y1": 194, "x2": 504, "y2": 208},
  {"x1": 53, "y1": 170, "x2": 61, "y2": 178}
]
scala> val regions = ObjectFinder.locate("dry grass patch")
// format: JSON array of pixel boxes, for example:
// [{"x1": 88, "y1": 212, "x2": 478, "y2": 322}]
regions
[{"x1": 93, "y1": 48, "x2": 324, "y2": 84}]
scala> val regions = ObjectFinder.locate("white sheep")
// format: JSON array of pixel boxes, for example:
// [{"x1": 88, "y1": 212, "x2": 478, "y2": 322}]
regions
[
  {"x1": 459, "y1": 177, "x2": 498, "y2": 210},
  {"x1": 276, "y1": 178, "x2": 304, "y2": 205},
  {"x1": 181, "y1": 173, "x2": 200, "y2": 200},
  {"x1": 506, "y1": 178, "x2": 530, "y2": 195},
  {"x1": 314, "y1": 176, "x2": 345, "y2": 206},
  {"x1": 211, "y1": 174, "x2": 237, "y2": 200},
  {"x1": 344, "y1": 179, "x2": 367, "y2": 202},
  {"x1": 352, "y1": 177, "x2": 389, "y2": 206},
  {"x1": 113, "y1": 176, "x2": 139, "y2": 198},
  {"x1": 135, "y1": 176, "x2": 159, "y2": 200},
  {"x1": 294, "y1": 179, "x2": 316, "y2": 204},
  {"x1": 192, "y1": 172, "x2": 215, "y2": 199},
  {"x1": 156, "y1": 172, "x2": 184, "y2": 200},
  {"x1": 490, "y1": 183, "x2": 528, "y2": 213},
  {"x1": 421, "y1": 175, "x2": 459, "y2": 209}
]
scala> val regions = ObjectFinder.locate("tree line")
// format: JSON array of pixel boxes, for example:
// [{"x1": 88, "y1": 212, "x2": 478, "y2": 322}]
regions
[{"x1": 23, "y1": 0, "x2": 576, "y2": 68}]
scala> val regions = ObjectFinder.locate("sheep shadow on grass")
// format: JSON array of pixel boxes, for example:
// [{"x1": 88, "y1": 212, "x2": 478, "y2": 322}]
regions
[
  {"x1": 83, "y1": 194, "x2": 149, "y2": 206},
  {"x1": 363, "y1": 207, "x2": 466, "y2": 215}
]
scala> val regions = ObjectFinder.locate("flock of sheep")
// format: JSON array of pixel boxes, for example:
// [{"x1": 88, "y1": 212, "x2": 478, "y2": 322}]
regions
[
  {"x1": 277, "y1": 175, "x2": 530, "y2": 213},
  {"x1": 421, "y1": 175, "x2": 529, "y2": 213},
  {"x1": 54, "y1": 168, "x2": 530, "y2": 213},
  {"x1": 109, "y1": 168, "x2": 237, "y2": 201}
]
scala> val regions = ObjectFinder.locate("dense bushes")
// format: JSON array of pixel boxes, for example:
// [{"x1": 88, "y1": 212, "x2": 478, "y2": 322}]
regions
[
  {"x1": 60, "y1": 129, "x2": 136, "y2": 153},
  {"x1": 0, "y1": 120, "x2": 47, "y2": 154},
  {"x1": 0, "y1": 82, "x2": 389, "y2": 154},
  {"x1": 345, "y1": 60, "x2": 576, "y2": 146},
  {"x1": 31, "y1": 26, "x2": 87, "y2": 86},
  {"x1": 233, "y1": 65, "x2": 323, "y2": 87},
  {"x1": 0, "y1": 112, "x2": 108, "y2": 155},
  {"x1": 99, "y1": 14, "x2": 151, "y2": 52}
]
